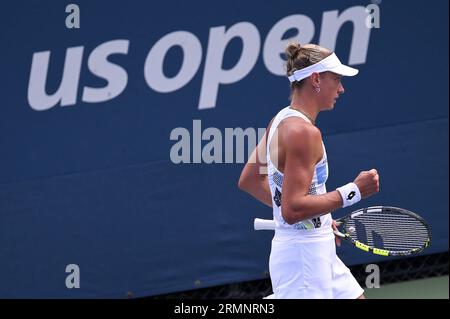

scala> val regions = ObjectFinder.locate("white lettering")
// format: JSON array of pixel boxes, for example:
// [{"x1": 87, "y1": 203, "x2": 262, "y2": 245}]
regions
[
  {"x1": 264, "y1": 15, "x2": 315, "y2": 75},
  {"x1": 170, "y1": 128, "x2": 191, "y2": 163},
  {"x1": 319, "y1": 7, "x2": 371, "y2": 64},
  {"x1": 365, "y1": 264, "x2": 380, "y2": 288},
  {"x1": 366, "y1": 4, "x2": 381, "y2": 29},
  {"x1": 65, "y1": 4, "x2": 80, "y2": 29},
  {"x1": 28, "y1": 6, "x2": 372, "y2": 112},
  {"x1": 65, "y1": 264, "x2": 80, "y2": 289},
  {"x1": 28, "y1": 47, "x2": 83, "y2": 111},
  {"x1": 199, "y1": 22, "x2": 261, "y2": 109},
  {"x1": 202, "y1": 127, "x2": 223, "y2": 164},
  {"x1": 144, "y1": 31, "x2": 202, "y2": 93},
  {"x1": 82, "y1": 40, "x2": 129, "y2": 103}
]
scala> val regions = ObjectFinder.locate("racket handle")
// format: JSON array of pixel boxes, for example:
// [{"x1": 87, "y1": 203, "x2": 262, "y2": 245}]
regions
[
  {"x1": 333, "y1": 229, "x2": 346, "y2": 238},
  {"x1": 254, "y1": 218, "x2": 275, "y2": 230}
]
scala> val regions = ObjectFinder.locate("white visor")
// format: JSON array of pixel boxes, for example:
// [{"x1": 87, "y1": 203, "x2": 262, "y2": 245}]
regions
[{"x1": 288, "y1": 53, "x2": 359, "y2": 82}]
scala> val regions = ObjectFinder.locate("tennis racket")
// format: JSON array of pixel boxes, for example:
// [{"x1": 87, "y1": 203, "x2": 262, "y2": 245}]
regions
[{"x1": 254, "y1": 206, "x2": 431, "y2": 257}]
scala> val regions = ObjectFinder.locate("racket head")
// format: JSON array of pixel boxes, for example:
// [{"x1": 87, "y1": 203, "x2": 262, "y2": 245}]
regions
[{"x1": 336, "y1": 206, "x2": 431, "y2": 256}]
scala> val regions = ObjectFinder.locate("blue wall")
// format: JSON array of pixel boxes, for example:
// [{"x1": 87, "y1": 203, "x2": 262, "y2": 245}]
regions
[{"x1": 0, "y1": 0, "x2": 448, "y2": 297}]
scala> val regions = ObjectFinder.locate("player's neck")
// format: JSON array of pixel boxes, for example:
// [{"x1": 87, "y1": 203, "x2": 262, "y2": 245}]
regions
[{"x1": 290, "y1": 92, "x2": 319, "y2": 125}]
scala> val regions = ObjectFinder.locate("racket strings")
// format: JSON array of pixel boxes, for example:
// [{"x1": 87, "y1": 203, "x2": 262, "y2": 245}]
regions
[{"x1": 345, "y1": 211, "x2": 429, "y2": 251}]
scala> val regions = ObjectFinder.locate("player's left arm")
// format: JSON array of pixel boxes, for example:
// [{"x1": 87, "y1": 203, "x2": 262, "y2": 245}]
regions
[{"x1": 238, "y1": 131, "x2": 272, "y2": 208}]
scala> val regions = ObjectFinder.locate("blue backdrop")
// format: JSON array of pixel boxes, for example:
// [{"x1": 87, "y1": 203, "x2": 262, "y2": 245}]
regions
[{"x1": 0, "y1": 0, "x2": 448, "y2": 297}]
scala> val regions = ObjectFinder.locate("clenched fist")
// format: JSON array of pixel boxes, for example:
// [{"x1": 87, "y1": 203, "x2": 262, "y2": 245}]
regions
[{"x1": 353, "y1": 169, "x2": 380, "y2": 199}]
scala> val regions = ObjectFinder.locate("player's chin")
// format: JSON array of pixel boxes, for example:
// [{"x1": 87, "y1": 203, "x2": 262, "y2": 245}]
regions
[
  {"x1": 322, "y1": 100, "x2": 337, "y2": 110},
  {"x1": 331, "y1": 98, "x2": 339, "y2": 107},
  {"x1": 327, "y1": 101, "x2": 336, "y2": 109}
]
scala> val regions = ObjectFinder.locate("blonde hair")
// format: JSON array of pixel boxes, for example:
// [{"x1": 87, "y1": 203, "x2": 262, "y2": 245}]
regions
[{"x1": 285, "y1": 42, "x2": 332, "y2": 90}]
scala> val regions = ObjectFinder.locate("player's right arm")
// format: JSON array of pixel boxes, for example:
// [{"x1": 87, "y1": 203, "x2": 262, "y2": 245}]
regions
[{"x1": 281, "y1": 123, "x2": 379, "y2": 225}]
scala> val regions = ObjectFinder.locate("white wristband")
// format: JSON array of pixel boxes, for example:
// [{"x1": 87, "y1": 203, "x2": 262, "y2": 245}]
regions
[{"x1": 336, "y1": 182, "x2": 361, "y2": 208}]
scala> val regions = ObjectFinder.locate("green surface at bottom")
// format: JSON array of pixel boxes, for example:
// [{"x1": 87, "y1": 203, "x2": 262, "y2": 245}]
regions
[{"x1": 364, "y1": 276, "x2": 449, "y2": 299}]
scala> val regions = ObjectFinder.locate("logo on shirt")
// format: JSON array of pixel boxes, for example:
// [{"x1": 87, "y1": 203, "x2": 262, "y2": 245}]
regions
[
  {"x1": 273, "y1": 188, "x2": 282, "y2": 207},
  {"x1": 312, "y1": 217, "x2": 321, "y2": 228}
]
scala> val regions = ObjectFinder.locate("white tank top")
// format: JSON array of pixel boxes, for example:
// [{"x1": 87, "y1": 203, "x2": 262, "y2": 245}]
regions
[{"x1": 266, "y1": 106, "x2": 332, "y2": 231}]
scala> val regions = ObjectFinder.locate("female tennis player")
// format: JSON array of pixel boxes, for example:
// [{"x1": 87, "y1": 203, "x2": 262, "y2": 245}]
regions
[{"x1": 238, "y1": 42, "x2": 380, "y2": 299}]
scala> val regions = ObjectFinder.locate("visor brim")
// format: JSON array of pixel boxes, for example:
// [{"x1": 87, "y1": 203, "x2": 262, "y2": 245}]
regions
[{"x1": 330, "y1": 64, "x2": 359, "y2": 77}]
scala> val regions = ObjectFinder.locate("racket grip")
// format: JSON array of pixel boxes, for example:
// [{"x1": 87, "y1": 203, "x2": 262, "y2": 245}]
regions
[{"x1": 254, "y1": 218, "x2": 276, "y2": 230}]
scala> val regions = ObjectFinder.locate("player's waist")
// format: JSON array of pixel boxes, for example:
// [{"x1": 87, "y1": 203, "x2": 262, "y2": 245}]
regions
[
  {"x1": 273, "y1": 212, "x2": 332, "y2": 229},
  {"x1": 273, "y1": 221, "x2": 334, "y2": 242}
]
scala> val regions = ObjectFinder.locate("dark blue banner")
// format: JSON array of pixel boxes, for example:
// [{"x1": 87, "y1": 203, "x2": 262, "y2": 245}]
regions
[{"x1": 0, "y1": 0, "x2": 448, "y2": 297}]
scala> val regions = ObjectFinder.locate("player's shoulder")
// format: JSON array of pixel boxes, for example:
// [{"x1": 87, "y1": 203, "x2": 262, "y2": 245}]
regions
[{"x1": 280, "y1": 117, "x2": 322, "y2": 142}]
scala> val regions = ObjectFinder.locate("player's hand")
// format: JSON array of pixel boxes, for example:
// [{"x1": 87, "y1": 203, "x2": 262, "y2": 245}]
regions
[
  {"x1": 332, "y1": 220, "x2": 341, "y2": 247},
  {"x1": 353, "y1": 169, "x2": 380, "y2": 199}
]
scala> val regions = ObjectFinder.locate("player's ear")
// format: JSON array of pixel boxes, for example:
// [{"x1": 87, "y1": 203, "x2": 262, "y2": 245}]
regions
[{"x1": 310, "y1": 72, "x2": 321, "y2": 86}]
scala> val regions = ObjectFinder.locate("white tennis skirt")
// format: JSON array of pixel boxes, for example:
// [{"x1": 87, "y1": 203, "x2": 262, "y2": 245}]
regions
[{"x1": 268, "y1": 227, "x2": 364, "y2": 299}]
